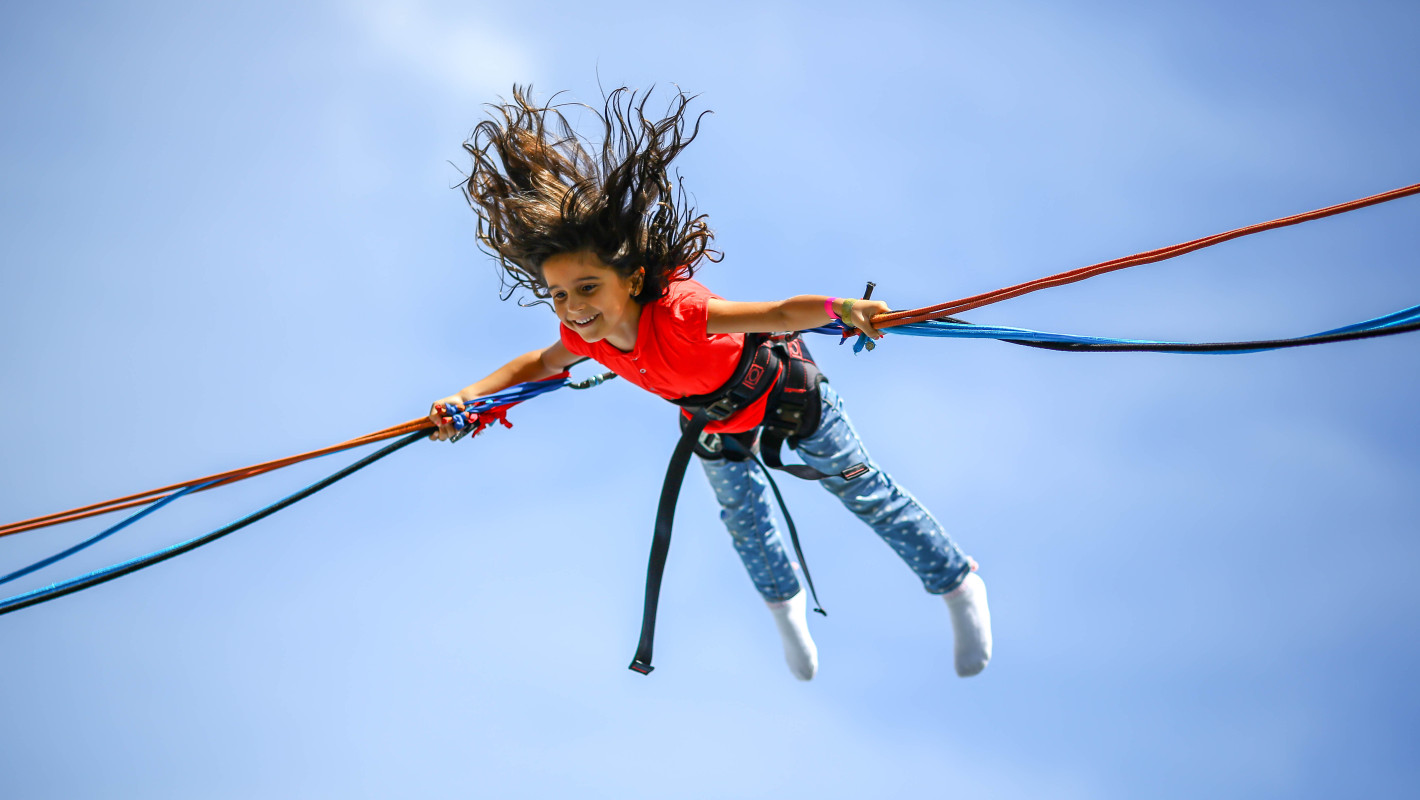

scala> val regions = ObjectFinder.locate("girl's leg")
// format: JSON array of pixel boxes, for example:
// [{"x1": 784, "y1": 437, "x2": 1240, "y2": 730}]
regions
[
  {"x1": 793, "y1": 382, "x2": 990, "y2": 676},
  {"x1": 793, "y1": 382, "x2": 974, "y2": 595},
  {"x1": 699, "y1": 453, "x2": 818, "y2": 679},
  {"x1": 697, "y1": 454, "x2": 801, "y2": 602}
]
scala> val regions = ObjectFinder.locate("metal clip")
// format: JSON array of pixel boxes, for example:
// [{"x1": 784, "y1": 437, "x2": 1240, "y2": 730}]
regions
[
  {"x1": 569, "y1": 371, "x2": 617, "y2": 390},
  {"x1": 449, "y1": 410, "x2": 480, "y2": 443},
  {"x1": 704, "y1": 396, "x2": 738, "y2": 420}
]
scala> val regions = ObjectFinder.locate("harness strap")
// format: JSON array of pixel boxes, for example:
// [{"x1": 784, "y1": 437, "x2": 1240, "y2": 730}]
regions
[
  {"x1": 721, "y1": 436, "x2": 826, "y2": 616},
  {"x1": 630, "y1": 334, "x2": 866, "y2": 675},
  {"x1": 759, "y1": 337, "x2": 869, "y2": 482},
  {"x1": 630, "y1": 337, "x2": 786, "y2": 674},
  {"x1": 672, "y1": 333, "x2": 773, "y2": 414},
  {"x1": 629, "y1": 408, "x2": 713, "y2": 675}
]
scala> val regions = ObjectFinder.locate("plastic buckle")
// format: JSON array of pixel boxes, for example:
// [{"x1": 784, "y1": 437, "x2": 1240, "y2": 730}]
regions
[{"x1": 628, "y1": 660, "x2": 655, "y2": 675}]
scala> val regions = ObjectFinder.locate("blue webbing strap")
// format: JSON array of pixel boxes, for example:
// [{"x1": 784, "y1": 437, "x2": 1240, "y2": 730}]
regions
[{"x1": 446, "y1": 378, "x2": 571, "y2": 441}]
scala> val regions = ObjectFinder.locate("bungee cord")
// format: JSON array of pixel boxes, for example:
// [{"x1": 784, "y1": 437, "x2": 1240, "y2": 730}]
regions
[
  {"x1": 2, "y1": 181, "x2": 1417, "y2": 619},
  {"x1": 0, "y1": 373, "x2": 575, "y2": 538},
  {"x1": 872, "y1": 181, "x2": 1420, "y2": 328},
  {"x1": 0, "y1": 481, "x2": 216, "y2": 588},
  {"x1": 0, "y1": 424, "x2": 422, "y2": 536},
  {"x1": 0, "y1": 433, "x2": 425, "y2": 617},
  {"x1": 812, "y1": 302, "x2": 1420, "y2": 354},
  {"x1": 0, "y1": 373, "x2": 585, "y2": 616}
]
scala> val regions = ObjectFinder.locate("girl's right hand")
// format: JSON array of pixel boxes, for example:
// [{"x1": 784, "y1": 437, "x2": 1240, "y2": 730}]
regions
[
  {"x1": 428, "y1": 394, "x2": 468, "y2": 441},
  {"x1": 841, "y1": 298, "x2": 890, "y2": 339}
]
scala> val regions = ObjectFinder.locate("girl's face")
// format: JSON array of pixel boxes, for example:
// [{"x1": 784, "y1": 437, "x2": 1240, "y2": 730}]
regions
[{"x1": 542, "y1": 250, "x2": 644, "y2": 349}]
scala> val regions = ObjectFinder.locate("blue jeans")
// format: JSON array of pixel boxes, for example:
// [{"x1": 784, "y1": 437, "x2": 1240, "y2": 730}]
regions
[{"x1": 697, "y1": 382, "x2": 972, "y2": 602}]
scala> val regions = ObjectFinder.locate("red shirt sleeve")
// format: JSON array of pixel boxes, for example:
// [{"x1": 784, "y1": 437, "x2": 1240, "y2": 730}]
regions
[{"x1": 662, "y1": 279, "x2": 714, "y2": 345}]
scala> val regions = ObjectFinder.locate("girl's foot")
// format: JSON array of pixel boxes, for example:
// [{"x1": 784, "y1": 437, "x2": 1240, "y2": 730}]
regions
[
  {"x1": 943, "y1": 572, "x2": 992, "y2": 677},
  {"x1": 767, "y1": 590, "x2": 819, "y2": 680}
]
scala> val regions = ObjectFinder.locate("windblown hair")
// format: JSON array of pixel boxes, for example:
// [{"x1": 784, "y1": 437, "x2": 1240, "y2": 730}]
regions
[{"x1": 461, "y1": 85, "x2": 719, "y2": 305}]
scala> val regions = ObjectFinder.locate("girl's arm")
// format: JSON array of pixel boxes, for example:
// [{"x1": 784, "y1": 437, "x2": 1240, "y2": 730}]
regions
[
  {"x1": 427, "y1": 340, "x2": 582, "y2": 440},
  {"x1": 706, "y1": 295, "x2": 890, "y2": 338}
]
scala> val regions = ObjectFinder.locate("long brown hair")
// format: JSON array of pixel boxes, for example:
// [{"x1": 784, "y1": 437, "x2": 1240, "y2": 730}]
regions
[{"x1": 461, "y1": 85, "x2": 719, "y2": 305}]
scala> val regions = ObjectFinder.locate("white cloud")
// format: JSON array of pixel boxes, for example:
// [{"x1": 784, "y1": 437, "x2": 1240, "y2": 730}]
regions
[{"x1": 349, "y1": 0, "x2": 536, "y2": 100}]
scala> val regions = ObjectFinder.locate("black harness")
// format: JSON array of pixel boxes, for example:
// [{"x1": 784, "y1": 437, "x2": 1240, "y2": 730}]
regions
[{"x1": 628, "y1": 333, "x2": 870, "y2": 675}]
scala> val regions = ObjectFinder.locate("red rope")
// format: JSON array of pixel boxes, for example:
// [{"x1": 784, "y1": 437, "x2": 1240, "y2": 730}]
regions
[{"x1": 874, "y1": 182, "x2": 1420, "y2": 329}]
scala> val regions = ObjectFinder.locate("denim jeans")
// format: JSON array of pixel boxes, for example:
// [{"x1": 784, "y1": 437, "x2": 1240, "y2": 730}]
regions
[{"x1": 697, "y1": 382, "x2": 972, "y2": 602}]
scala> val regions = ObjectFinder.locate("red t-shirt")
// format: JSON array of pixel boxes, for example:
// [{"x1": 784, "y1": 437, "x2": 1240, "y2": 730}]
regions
[{"x1": 558, "y1": 278, "x2": 770, "y2": 433}]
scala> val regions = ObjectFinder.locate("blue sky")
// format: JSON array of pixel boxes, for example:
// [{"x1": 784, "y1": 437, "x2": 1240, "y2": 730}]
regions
[{"x1": 2, "y1": 1, "x2": 1418, "y2": 797}]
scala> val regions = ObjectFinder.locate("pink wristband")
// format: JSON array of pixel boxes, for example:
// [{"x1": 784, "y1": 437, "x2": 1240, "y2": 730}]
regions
[{"x1": 824, "y1": 297, "x2": 839, "y2": 319}]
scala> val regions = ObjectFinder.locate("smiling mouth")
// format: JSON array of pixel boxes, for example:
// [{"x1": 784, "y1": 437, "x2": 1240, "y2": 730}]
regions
[{"x1": 569, "y1": 313, "x2": 600, "y2": 328}]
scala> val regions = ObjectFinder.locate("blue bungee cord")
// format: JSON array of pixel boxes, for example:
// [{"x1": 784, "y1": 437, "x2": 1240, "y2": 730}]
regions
[
  {"x1": 0, "y1": 479, "x2": 219, "y2": 588},
  {"x1": 0, "y1": 432, "x2": 425, "y2": 617},
  {"x1": 809, "y1": 302, "x2": 1420, "y2": 354},
  {"x1": 0, "y1": 370, "x2": 611, "y2": 618}
]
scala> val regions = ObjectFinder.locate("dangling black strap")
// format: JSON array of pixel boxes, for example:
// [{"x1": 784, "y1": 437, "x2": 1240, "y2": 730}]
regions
[
  {"x1": 628, "y1": 409, "x2": 712, "y2": 675},
  {"x1": 629, "y1": 334, "x2": 866, "y2": 675},
  {"x1": 716, "y1": 434, "x2": 827, "y2": 617},
  {"x1": 753, "y1": 453, "x2": 826, "y2": 615}
]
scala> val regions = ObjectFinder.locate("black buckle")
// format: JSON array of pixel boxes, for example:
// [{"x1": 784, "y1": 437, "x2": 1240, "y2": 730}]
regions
[{"x1": 628, "y1": 660, "x2": 655, "y2": 675}]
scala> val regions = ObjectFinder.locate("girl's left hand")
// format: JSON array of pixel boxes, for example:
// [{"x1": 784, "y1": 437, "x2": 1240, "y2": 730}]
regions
[
  {"x1": 843, "y1": 298, "x2": 890, "y2": 339},
  {"x1": 428, "y1": 394, "x2": 469, "y2": 441}
]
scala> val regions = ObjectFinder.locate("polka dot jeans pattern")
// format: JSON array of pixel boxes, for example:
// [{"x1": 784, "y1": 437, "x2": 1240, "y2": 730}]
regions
[{"x1": 697, "y1": 382, "x2": 972, "y2": 602}]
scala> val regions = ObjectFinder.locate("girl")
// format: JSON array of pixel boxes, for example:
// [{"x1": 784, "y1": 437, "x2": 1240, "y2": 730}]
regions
[{"x1": 429, "y1": 87, "x2": 991, "y2": 681}]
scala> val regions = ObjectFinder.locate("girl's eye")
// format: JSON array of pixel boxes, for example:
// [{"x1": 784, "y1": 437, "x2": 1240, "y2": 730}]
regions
[
  {"x1": 579, "y1": 284, "x2": 596, "y2": 294},
  {"x1": 553, "y1": 292, "x2": 567, "y2": 302}
]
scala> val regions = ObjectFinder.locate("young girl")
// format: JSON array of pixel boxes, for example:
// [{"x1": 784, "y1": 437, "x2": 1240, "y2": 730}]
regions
[{"x1": 429, "y1": 87, "x2": 991, "y2": 681}]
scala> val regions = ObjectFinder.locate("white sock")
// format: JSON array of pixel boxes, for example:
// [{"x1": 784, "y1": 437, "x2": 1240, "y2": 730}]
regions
[
  {"x1": 767, "y1": 590, "x2": 819, "y2": 681},
  {"x1": 943, "y1": 572, "x2": 992, "y2": 677}
]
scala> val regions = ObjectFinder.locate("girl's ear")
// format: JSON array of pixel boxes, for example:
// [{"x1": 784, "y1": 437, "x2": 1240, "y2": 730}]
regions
[{"x1": 631, "y1": 267, "x2": 646, "y2": 295}]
